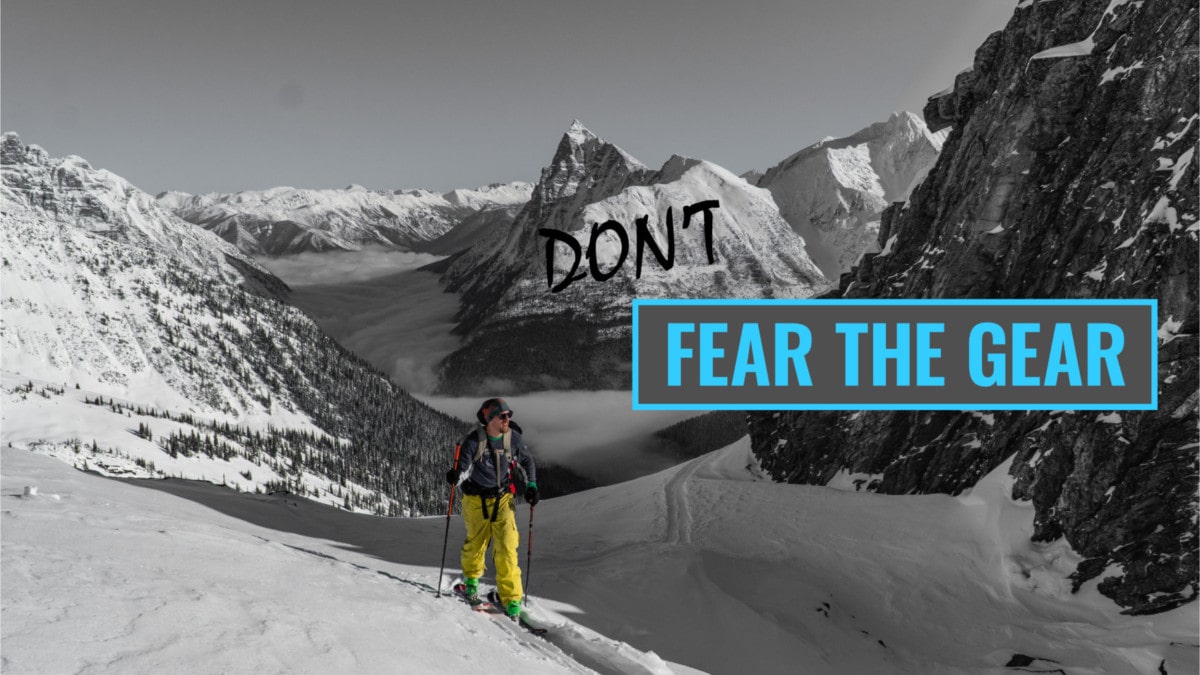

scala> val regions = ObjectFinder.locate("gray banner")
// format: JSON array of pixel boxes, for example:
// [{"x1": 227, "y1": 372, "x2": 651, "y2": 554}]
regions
[{"x1": 633, "y1": 301, "x2": 1156, "y2": 409}]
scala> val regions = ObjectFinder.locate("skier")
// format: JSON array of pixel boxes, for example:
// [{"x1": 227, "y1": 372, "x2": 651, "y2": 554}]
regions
[{"x1": 445, "y1": 397, "x2": 538, "y2": 618}]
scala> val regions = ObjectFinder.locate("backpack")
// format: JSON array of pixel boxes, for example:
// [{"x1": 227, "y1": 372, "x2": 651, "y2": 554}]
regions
[{"x1": 467, "y1": 421, "x2": 526, "y2": 496}]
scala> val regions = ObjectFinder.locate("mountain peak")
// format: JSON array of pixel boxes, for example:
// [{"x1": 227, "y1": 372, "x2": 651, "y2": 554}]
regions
[
  {"x1": 888, "y1": 110, "x2": 922, "y2": 125},
  {"x1": 564, "y1": 119, "x2": 600, "y2": 148},
  {"x1": 2, "y1": 132, "x2": 49, "y2": 167},
  {"x1": 753, "y1": 112, "x2": 946, "y2": 279},
  {"x1": 656, "y1": 154, "x2": 704, "y2": 183},
  {"x1": 527, "y1": 122, "x2": 647, "y2": 208}
]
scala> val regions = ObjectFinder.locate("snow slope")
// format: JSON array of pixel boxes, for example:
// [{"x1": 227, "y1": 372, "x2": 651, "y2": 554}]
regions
[
  {"x1": 533, "y1": 440, "x2": 1197, "y2": 674},
  {"x1": 1, "y1": 133, "x2": 467, "y2": 517},
  {"x1": 0, "y1": 447, "x2": 670, "y2": 675},
  {"x1": 1, "y1": 133, "x2": 298, "y2": 421},
  {"x1": 6, "y1": 438, "x2": 1193, "y2": 674}
]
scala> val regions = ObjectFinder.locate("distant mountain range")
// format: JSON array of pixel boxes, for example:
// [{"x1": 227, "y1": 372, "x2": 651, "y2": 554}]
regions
[
  {"x1": 0, "y1": 107, "x2": 949, "y2": 505},
  {"x1": 159, "y1": 181, "x2": 532, "y2": 255}
]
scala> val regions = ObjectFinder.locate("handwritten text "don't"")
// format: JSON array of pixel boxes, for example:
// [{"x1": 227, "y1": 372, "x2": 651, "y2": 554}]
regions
[{"x1": 538, "y1": 200, "x2": 720, "y2": 293}]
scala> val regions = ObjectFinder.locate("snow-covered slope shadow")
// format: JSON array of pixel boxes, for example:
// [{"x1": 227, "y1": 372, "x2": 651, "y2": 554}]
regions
[{"x1": 531, "y1": 439, "x2": 1197, "y2": 674}]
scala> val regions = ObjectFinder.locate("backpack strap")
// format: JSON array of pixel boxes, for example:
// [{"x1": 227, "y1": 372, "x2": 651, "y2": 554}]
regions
[
  {"x1": 473, "y1": 427, "x2": 512, "y2": 463},
  {"x1": 471, "y1": 427, "x2": 514, "y2": 522}
]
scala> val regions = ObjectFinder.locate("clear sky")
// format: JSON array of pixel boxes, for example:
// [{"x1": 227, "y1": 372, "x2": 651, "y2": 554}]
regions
[{"x1": 3, "y1": 0, "x2": 1015, "y2": 195}]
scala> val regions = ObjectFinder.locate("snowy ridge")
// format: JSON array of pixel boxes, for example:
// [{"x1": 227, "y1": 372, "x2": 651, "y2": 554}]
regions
[
  {"x1": 437, "y1": 122, "x2": 826, "y2": 393},
  {"x1": 1, "y1": 132, "x2": 464, "y2": 516},
  {"x1": 445, "y1": 119, "x2": 653, "y2": 306},
  {"x1": 1, "y1": 133, "x2": 287, "y2": 416},
  {"x1": 503, "y1": 156, "x2": 825, "y2": 323},
  {"x1": 160, "y1": 180, "x2": 533, "y2": 255},
  {"x1": 755, "y1": 111, "x2": 945, "y2": 279},
  {"x1": 575, "y1": 158, "x2": 821, "y2": 297}
]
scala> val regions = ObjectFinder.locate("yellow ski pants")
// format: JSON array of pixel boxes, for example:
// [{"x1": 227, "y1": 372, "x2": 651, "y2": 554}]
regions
[{"x1": 461, "y1": 492, "x2": 523, "y2": 605}]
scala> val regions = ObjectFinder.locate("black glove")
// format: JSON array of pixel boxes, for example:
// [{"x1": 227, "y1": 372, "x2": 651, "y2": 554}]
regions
[
  {"x1": 446, "y1": 469, "x2": 459, "y2": 485},
  {"x1": 524, "y1": 482, "x2": 539, "y2": 507}
]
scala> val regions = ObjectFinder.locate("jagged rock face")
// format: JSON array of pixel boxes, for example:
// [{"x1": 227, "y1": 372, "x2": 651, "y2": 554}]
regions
[
  {"x1": 749, "y1": 0, "x2": 1198, "y2": 615},
  {"x1": 437, "y1": 122, "x2": 826, "y2": 395},
  {"x1": 159, "y1": 181, "x2": 532, "y2": 256},
  {"x1": 756, "y1": 112, "x2": 945, "y2": 280}
]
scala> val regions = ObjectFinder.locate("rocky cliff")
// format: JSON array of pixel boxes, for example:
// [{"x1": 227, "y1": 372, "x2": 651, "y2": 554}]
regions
[{"x1": 749, "y1": 0, "x2": 1197, "y2": 615}]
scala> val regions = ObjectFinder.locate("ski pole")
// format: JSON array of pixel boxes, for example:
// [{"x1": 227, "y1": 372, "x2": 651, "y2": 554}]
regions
[
  {"x1": 523, "y1": 504, "x2": 535, "y2": 605},
  {"x1": 436, "y1": 442, "x2": 462, "y2": 598}
]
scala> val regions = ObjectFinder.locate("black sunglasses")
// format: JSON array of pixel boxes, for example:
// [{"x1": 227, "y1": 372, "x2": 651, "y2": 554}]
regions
[{"x1": 495, "y1": 412, "x2": 513, "y2": 421}]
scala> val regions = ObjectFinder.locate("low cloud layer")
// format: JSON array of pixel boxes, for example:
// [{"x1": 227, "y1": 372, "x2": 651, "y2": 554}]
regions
[
  {"x1": 276, "y1": 249, "x2": 705, "y2": 483},
  {"x1": 287, "y1": 266, "x2": 460, "y2": 395},
  {"x1": 259, "y1": 246, "x2": 443, "y2": 287}
]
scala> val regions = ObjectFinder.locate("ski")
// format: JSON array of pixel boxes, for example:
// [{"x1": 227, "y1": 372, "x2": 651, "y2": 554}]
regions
[
  {"x1": 516, "y1": 614, "x2": 548, "y2": 637},
  {"x1": 451, "y1": 583, "x2": 547, "y2": 636},
  {"x1": 487, "y1": 589, "x2": 549, "y2": 636}
]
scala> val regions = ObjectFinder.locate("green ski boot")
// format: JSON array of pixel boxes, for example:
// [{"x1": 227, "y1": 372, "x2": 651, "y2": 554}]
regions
[
  {"x1": 463, "y1": 578, "x2": 481, "y2": 605},
  {"x1": 505, "y1": 599, "x2": 522, "y2": 619}
]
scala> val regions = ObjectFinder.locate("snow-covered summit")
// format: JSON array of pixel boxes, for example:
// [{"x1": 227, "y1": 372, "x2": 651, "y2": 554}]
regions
[
  {"x1": 772, "y1": 111, "x2": 944, "y2": 201},
  {"x1": 437, "y1": 123, "x2": 825, "y2": 394},
  {"x1": 1, "y1": 132, "x2": 294, "y2": 415},
  {"x1": 755, "y1": 111, "x2": 946, "y2": 278},
  {"x1": 3, "y1": 132, "x2": 260, "y2": 282},
  {"x1": 536, "y1": 119, "x2": 649, "y2": 207},
  {"x1": 443, "y1": 121, "x2": 659, "y2": 308}
]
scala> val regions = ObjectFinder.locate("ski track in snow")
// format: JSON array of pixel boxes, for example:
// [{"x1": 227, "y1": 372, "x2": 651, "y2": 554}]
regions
[{"x1": 663, "y1": 456, "x2": 703, "y2": 546}]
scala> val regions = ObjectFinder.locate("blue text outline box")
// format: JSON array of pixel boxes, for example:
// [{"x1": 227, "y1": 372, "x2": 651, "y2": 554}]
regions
[{"x1": 631, "y1": 298, "x2": 1158, "y2": 411}]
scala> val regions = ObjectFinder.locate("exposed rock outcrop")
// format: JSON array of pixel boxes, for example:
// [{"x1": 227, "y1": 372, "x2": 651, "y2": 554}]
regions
[{"x1": 750, "y1": 0, "x2": 1198, "y2": 614}]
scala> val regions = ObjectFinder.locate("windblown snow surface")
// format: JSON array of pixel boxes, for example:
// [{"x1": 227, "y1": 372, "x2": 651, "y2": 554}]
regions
[{"x1": 3, "y1": 434, "x2": 1195, "y2": 674}]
